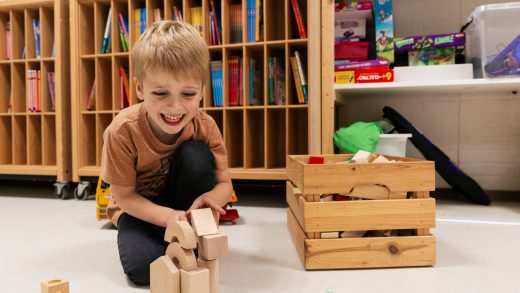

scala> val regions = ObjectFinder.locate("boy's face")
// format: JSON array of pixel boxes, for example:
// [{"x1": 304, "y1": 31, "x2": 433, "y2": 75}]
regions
[{"x1": 135, "y1": 68, "x2": 203, "y2": 143}]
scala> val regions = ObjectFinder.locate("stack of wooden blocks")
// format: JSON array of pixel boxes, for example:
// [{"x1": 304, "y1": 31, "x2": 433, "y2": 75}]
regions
[
  {"x1": 151, "y1": 208, "x2": 228, "y2": 293},
  {"x1": 286, "y1": 154, "x2": 437, "y2": 270}
]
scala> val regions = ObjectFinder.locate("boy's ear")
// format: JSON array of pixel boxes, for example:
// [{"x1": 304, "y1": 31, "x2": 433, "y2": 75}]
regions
[{"x1": 134, "y1": 78, "x2": 144, "y2": 101}]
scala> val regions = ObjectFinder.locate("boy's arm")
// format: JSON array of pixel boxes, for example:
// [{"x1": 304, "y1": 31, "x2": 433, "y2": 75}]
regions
[
  {"x1": 111, "y1": 184, "x2": 188, "y2": 227},
  {"x1": 187, "y1": 170, "x2": 232, "y2": 215}
]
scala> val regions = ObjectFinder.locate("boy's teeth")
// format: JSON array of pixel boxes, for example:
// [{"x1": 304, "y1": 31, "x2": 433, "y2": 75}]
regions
[{"x1": 163, "y1": 114, "x2": 183, "y2": 123}]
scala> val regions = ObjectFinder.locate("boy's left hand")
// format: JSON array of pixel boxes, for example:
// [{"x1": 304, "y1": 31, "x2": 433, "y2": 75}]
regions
[{"x1": 187, "y1": 193, "x2": 226, "y2": 221}]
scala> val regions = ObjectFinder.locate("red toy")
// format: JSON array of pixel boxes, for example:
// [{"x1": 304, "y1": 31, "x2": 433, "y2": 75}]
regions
[{"x1": 308, "y1": 156, "x2": 325, "y2": 164}]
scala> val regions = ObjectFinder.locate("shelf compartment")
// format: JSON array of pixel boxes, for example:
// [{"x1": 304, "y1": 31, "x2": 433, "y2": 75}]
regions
[
  {"x1": 224, "y1": 47, "x2": 244, "y2": 107},
  {"x1": 11, "y1": 62, "x2": 26, "y2": 113},
  {"x1": 113, "y1": 56, "x2": 130, "y2": 110},
  {"x1": 79, "y1": 2, "x2": 95, "y2": 56},
  {"x1": 0, "y1": 13, "x2": 9, "y2": 60},
  {"x1": 287, "y1": 42, "x2": 307, "y2": 105},
  {"x1": 207, "y1": 49, "x2": 223, "y2": 108},
  {"x1": 12, "y1": 114, "x2": 27, "y2": 164},
  {"x1": 41, "y1": 60, "x2": 54, "y2": 112},
  {"x1": 266, "y1": 108, "x2": 285, "y2": 168},
  {"x1": 204, "y1": 0, "x2": 222, "y2": 45},
  {"x1": 39, "y1": 6, "x2": 54, "y2": 58},
  {"x1": 42, "y1": 114, "x2": 56, "y2": 165},
  {"x1": 266, "y1": 43, "x2": 286, "y2": 105},
  {"x1": 223, "y1": 0, "x2": 244, "y2": 44},
  {"x1": 0, "y1": 64, "x2": 10, "y2": 113},
  {"x1": 287, "y1": 107, "x2": 307, "y2": 155},
  {"x1": 27, "y1": 115, "x2": 42, "y2": 165},
  {"x1": 112, "y1": 1, "x2": 130, "y2": 54},
  {"x1": 166, "y1": 0, "x2": 184, "y2": 21},
  {"x1": 264, "y1": 0, "x2": 283, "y2": 41},
  {"x1": 0, "y1": 116, "x2": 12, "y2": 164},
  {"x1": 95, "y1": 57, "x2": 113, "y2": 110},
  {"x1": 287, "y1": 0, "x2": 307, "y2": 40},
  {"x1": 244, "y1": 108, "x2": 264, "y2": 168},
  {"x1": 96, "y1": 113, "x2": 112, "y2": 166},
  {"x1": 10, "y1": 10, "x2": 24, "y2": 60},
  {"x1": 24, "y1": 8, "x2": 39, "y2": 60},
  {"x1": 147, "y1": 0, "x2": 165, "y2": 23},
  {"x1": 224, "y1": 109, "x2": 243, "y2": 168},
  {"x1": 94, "y1": 1, "x2": 111, "y2": 55},
  {"x1": 244, "y1": 44, "x2": 264, "y2": 106},
  {"x1": 205, "y1": 108, "x2": 224, "y2": 134},
  {"x1": 80, "y1": 113, "x2": 96, "y2": 167},
  {"x1": 80, "y1": 58, "x2": 95, "y2": 111}
]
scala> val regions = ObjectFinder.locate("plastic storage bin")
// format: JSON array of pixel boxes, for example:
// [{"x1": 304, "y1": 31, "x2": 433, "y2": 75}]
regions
[
  {"x1": 376, "y1": 134, "x2": 412, "y2": 157},
  {"x1": 464, "y1": 2, "x2": 520, "y2": 78}
]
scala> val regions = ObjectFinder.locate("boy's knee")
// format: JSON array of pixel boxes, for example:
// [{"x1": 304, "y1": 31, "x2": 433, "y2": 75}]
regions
[
  {"x1": 176, "y1": 141, "x2": 215, "y2": 173},
  {"x1": 123, "y1": 261, "x2": 150, "y2": 285}
]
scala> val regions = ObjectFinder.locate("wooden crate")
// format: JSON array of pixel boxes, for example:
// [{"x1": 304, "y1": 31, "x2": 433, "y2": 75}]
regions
[{"x1": 286, "y1": 154, "x2": 436, "y2": 270}]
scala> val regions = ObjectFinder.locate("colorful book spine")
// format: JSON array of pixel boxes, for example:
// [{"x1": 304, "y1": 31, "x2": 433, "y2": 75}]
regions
[
  {"x1": 117, "y1": 16, "x2": 128, "y2": 52},
  {"x1": 86, "y1": 80, "x2": 96, "y2": 110},
  {"x1": 290, "y1": 0, "x2": 306, "y2": 39},
  {"x1": 101, "y1": 8, "x2": 112, "y2": 53},
  {"x1": 294, "y1": 51, "x2": 307, "y2": 103},
  {"x1": 33, "y1": 18, "x2": 40, "y2": 58},
  {"x1": 211, "y1": 1, "x2": 221, "y2": 45},
  {"x1": 290, "y1": 57, "x2": 304, "y2": 103},
  {"x1": 46, "y1": 72, "x2": 55, "y2": 112},
  {"x1": 118, "y1": 14, "x2": 130, "y2": 50}
]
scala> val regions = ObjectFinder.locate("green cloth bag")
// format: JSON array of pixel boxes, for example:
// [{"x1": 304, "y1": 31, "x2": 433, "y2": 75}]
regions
[{"x1": 333, "y1": 121, "x2": 384, "y2": 153}]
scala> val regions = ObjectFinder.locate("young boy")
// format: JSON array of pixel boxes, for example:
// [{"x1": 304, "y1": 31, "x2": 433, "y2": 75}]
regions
[{"x1": 100, "y1": 21, "x2": 232, "y2": 285}]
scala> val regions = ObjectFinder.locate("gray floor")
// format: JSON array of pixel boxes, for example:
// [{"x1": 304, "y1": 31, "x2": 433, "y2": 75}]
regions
[{"x1": 1, "y1": 185, "x2": 520, "y2": 292}]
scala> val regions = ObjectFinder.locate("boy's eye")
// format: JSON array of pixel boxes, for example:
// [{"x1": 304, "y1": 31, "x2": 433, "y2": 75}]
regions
[
  {"x1": 182, "y1": 92, "x2": 197, "y2": 98},
  {"x1": 153, "y1": 92, "x2": 167, "y2": 97}
]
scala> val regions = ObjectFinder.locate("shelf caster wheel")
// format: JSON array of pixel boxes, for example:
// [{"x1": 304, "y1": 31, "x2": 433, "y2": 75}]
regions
[
  {"x1": 54, "y1": 182, "x2": 72, "y2": 200},
  {"x1": 74, "y1": 181, "x2": 94, "y2": 200}
]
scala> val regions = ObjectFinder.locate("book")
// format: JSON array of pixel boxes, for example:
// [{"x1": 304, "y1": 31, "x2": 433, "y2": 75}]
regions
[
  {"x1": 119, "y1": 67, "x2": 130, "y2": 109},
  {"x1": 290, "y1": 57, "x2": 305, "y2": 103},
  {"x1": 33, "y1": 18, "x2": 40, "y2": 58},
  {"x1": 6, "y1": 21, "x2": 10, "y2": 60},
  {"x1": 294, "y1": 51, "x2": 307, "y2": 103},
  {"x1": 86, "y1": 80, "x2": 96, "y2": 110},
  {"x1": 117, "y1": 15, "x2": 129, "y2": 52},
  {"x1": 46, "y1": 72, "x2": 55, "y2": 112},
  {"x1": 191, "y1": 7, "x2": 203, "y2": 36},
  {"x1": 101, "y1": 8, "x2": 112, "y2": 53},
  {"x1": 290, "y1": 0, "x2": 306, "y2": 39}
]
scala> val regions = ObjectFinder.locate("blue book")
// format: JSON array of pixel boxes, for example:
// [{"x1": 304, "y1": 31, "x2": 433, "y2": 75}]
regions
[
  {"x1": 218, "y1": 64, "x2": 223, "y2": 106},
  {"x1": 33, "y1": 18, "x2": 40, "y2": 58}
]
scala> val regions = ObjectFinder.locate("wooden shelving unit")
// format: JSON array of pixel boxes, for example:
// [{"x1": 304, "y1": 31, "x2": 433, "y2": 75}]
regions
[
  {"x1": 70, "y1": 0, "x2": 322, "y2": 184},
  {"x1": 0, "y1": 0, "x2": 71, "y2": 197}
]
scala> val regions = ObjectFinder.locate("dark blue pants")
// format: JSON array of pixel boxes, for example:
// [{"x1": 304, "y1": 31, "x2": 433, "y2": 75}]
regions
[{"x1": 116, "y1": 140, "x2": 216, "y2": 285}]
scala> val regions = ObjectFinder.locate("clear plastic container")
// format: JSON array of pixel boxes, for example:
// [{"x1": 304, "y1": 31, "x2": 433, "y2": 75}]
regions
[
  {"x1": 464, "y1": 2, "x2": 520, "y2": 78},
  {"x1": 375, "y1": 134, "x2": 412, "y2": 157}
]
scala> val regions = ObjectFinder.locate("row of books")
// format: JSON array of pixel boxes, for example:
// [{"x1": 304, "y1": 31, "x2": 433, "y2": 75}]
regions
[
  {"x1": 289, "y1": 50, "x2": 308, "y2": 104},
  {"x1": 101, "y1": 8, "x2": 130, "y2": 53},
  {"x1": 24, "y1": 70, "x2": 56, "y2": 112},
  {"x1": 4, "y1": 19, "x2": 54, "y2": 59},
  {"x1": 85, "y1": 67, "x2": 130, "y2": 110}
]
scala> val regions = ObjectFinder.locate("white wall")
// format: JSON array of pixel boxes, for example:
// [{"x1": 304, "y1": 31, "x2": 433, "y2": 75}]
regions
[{"x1": 337, "y1": 0, "x2": 520, "y2": 190}]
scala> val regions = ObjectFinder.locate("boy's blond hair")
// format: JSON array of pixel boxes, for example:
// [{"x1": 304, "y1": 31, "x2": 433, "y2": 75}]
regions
[{"x1": 132, "y1": 21, "x2": 209, "y2": 85}]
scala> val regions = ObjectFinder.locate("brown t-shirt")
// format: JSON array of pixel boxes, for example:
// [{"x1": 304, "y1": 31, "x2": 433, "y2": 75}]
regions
[{"x1": 100, "y1": 103, "x2": 228, "y2": 225}]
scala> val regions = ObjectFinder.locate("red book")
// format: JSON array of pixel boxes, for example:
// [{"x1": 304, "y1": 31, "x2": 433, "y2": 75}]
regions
[{"x1": 290, "y1": 0, "x2": 306, "y2": 38}]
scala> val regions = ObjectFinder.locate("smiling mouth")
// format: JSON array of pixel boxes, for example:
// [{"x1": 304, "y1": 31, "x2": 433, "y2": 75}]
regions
[{"x1": 161, "y1": 113, "x2": 185, "y2": 126}]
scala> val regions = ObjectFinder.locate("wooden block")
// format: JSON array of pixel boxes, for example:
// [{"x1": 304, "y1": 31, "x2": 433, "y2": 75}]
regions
[
  {"x1": 41, "y1": 279, "x2": 69, "y2": 293},
  {"x1": 320, "y1": 232, "x2": 339, "y2": 239},
  {"x1": 150, "y1": 255, "x2": 180, "y2": 293},
  {"x1": 352, "y1": 150, "x2": 371, "y2": 163},
  {"x1": 165, "y1": 242, "x2": 197, "y2": 272},
  {"x1": 348, "y1": 184, "x2": 390, "y2": 200},
  {"x1": 164, "y1": 220, "x2": 197, "y2": 249},
  {"x1": 191, "y1": 208, "x2": 219, "y2": 236},
  {"x1": 340, "y1": 231, "x2": 366, "y2": 238},
  {"x1": 197, "y1": 259, "x2": 219, "y2": 293},
  {"x1": 320, "y1": 194, "x2": 334, "y2": 202},
  {"x1": 308, "y1": 156, "x2": 324, "y2": 164},
  {"x1": 199, "y1": 233, "x2": 228, "y2": 260},
  {"x1": 373, "y1": 155, "x2": 391, "y2": 163},
  {"x1": 180, "y1": 267, "x2": 210, "y2": 293}
]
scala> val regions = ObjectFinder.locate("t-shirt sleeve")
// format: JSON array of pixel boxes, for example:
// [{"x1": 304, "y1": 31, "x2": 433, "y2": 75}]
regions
[
  {"x1": 206, "y1": 122, "x2": 230, "y2": 184},
  {"x1": 100, "y1": 126, "x2": 137, "y2": 186}
]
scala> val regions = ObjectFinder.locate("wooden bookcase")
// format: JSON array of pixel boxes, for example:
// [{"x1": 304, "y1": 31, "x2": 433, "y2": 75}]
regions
[
  {"x1": 0, "y1": 0, "x2": 71, "y2": 197},
  {"x1": 70, "y1": 0, "x2": 321, "y2": 187}
]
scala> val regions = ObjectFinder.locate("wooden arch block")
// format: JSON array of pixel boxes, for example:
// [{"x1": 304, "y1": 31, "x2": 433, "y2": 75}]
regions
[
  {"x1": 164, "y1": 220, "x2": 197, "y2": 249},
  {"x1": 165, "y1": 242, "x2": 197, "y2": 271},
  {"x1": 41, "y1": 279, "x2": 69, "y2": 293},
  {"x1": 150, "y1": 255, "x2": 180, "y2": 293}
]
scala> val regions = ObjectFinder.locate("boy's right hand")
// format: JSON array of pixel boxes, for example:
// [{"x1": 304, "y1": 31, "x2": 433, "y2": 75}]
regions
[{"x1": 165, "y1": 209, "x2": 188, "y2": 226}]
